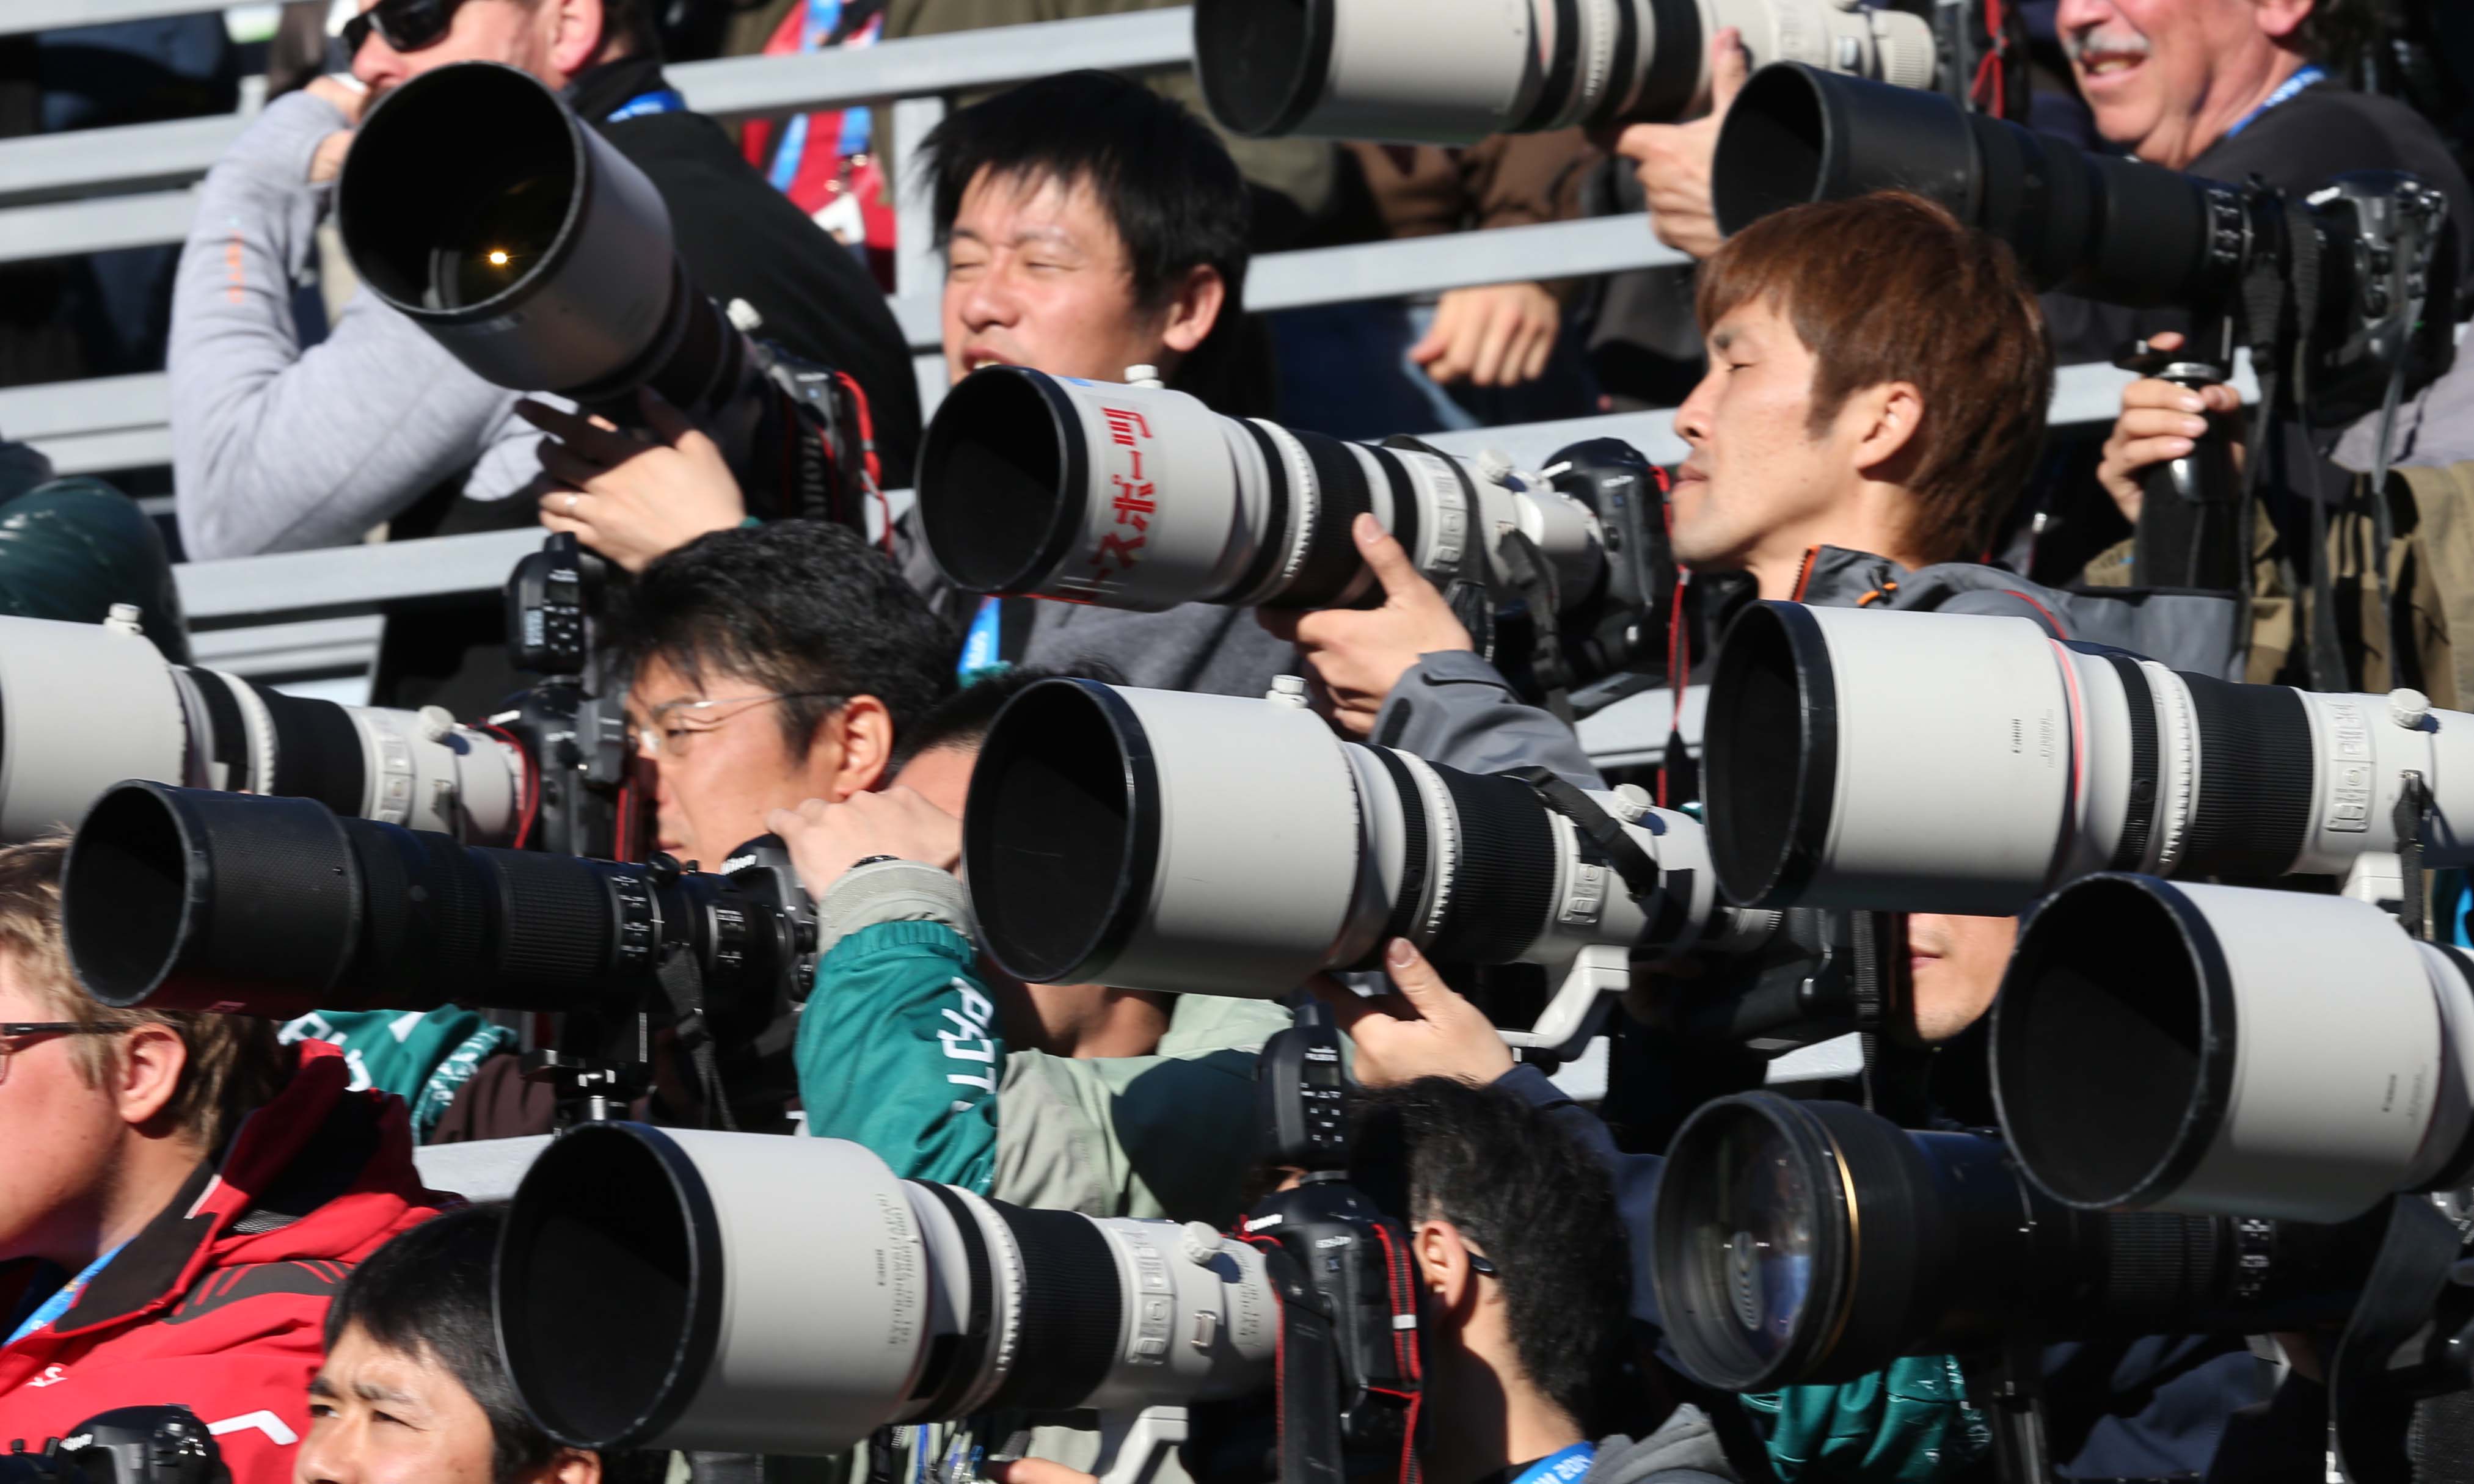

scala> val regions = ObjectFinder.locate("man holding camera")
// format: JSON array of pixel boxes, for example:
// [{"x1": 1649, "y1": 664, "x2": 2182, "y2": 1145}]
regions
[
  {"x1": 1294, "y1": 189, "x2": 2231, "y2": 774},
  {"x1": 773, "y1": 667, "x2": 1291, "y2": 1224},
  {"x1": 1611, "y1": 2, "x2": 2472, "y2": 363},
  {"x1": 168, "y1": 0, "x2": 919, "y2": 559},
  {"x1": 0, "y1": 838, "x2": 445, "y2": 1484},
  {"x1": 978, "y1": 1075, "x2": 1733, "y2": 1484},
  {"x1": 539, "y1": 70, "x2": 1304, "y2": 698}
]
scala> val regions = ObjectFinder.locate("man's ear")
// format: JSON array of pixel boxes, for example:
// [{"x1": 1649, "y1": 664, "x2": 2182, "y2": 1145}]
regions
[
  {"x1": 117, "y1": 1023, "x2": 190, "y2": 1132},
  {"x1": 1414, "y1": 1217, "x2": 1480, "y2": 1317},
  {"x1": 821, "y1": 696, "x2": 896, "y2": 799},
  {"x1": 546, "y1": 0, "x2": 609, "y2": 80},
  {"x1": 2252, "y1": 0, "x2": 2315, "y2": 43},
  {"x1": 525, "y1": 1448, "x2": 602, "y2": 1484},
  {"x1": 1848, "y1": 380, "x2": 1925, "y2": 480},
  {"x1": 1158, "y1": 264, "x2": 1228, "y2": 357}
]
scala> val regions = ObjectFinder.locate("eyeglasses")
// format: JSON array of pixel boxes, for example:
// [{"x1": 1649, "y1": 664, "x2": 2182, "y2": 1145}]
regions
[
  {"x1": 341, "y1": 0, "x2": 473, "y2": 57},
  {"x1": 0, "y1": 1023, "x2": 117, "y2": 1089},
  {"x1": 638, "y1": 693, "x2": 845, "y2": 760}
]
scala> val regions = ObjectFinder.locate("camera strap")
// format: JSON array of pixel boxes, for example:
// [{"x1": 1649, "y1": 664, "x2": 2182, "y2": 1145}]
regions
[
  {"x1": 2397, "y1": 771, "x2": 2433, "y2": 940},
  {"x1": 655, "y1": 945, "x2": 738, "y2": 1132},
  {"x1": 2329, "y1": 1193, "x2": 2470, "y2": 1482},
  {"x1": 1502, "y1": 766, "x2": 1659, "y2": 907}
]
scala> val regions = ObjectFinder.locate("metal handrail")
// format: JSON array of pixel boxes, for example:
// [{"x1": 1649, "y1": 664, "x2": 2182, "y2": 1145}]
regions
[
  {"x1": 2, "y1": 214, "x2": 1695, "y2": 475},
  {"x1": 0, "y1": 9, "x2": 1194, "y2": 207}
]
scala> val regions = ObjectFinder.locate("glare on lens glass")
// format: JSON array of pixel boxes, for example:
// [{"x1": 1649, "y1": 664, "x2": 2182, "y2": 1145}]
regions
[{"x1": 1712, "y1": 1120, "x2": 1815, "y2": 1361}]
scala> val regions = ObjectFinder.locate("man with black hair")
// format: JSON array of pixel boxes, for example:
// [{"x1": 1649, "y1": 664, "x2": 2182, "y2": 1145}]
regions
[
  {"x1": 902, "y1": 69, "x2": 1299, "y2": 698},
  {"x1": 298, "y1": 1203, "x2": 660, "y2": 1484},
  {"x1": 772, "y1": 666, "x2": 1287, "y2": 1221},
  {"x1": 983, "y1": 1077, "x2": 1732, "y2": 1484},
  {"x1": 613, "y1": 520, "x2": 957, "y2": 866}
]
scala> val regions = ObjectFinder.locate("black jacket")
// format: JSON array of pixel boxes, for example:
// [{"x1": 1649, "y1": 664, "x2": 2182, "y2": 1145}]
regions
[
  {"x1": 2045, "y1": 80, "x2": 2474, "y2": 368},
  {"x1": 568, "y1": 56, "x2": 921, "y2": 487}
]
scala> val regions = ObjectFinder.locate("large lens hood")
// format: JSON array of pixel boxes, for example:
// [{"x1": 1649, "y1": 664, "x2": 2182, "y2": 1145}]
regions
[
  {"x1": 338, "y1": 61, "x2": 684, "y2": 399},
  {"x1": 917, "y1": 368, "x2": 1090, "y2": 596},
  {"x1": 1713, "y1": 63, "x2": 1977, "y2": 238}
]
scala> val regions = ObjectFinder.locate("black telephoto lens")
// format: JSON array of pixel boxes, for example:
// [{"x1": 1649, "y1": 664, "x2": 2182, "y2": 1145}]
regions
[
  {"x1": 1713, "y1": 62, "x2": 2244, "y2": 310},
  {"x1": 62, "y1": 781, "x2": 800, "y2": 1027},
  {"x1": 1652, "y1": 1093, "x2": 2373, "y2": 1392}
]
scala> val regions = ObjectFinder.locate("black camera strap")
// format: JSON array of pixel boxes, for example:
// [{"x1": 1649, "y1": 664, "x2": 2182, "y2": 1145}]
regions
[
  {"x1": 2329, "y1": 1194, "x2": 2470, "y2": 1483},
  {"x1": 2396, "y1": 771, "x2": 2433, "y2": 941},
  {"x1": 1502, "y1": 766, "x2": 1659, "y2": 906},
  {"x1": 655, "y1": 945, "x2": 737, "y2": 1132}
]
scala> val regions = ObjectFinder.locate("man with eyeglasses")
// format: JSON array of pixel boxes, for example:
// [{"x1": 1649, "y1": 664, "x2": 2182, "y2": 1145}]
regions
[
  {"x1": 0, "y1": 837, "x2": 445, "y2": 1484},
  {"x1": 167, "y1": 0, "x2": 919, "y2": 716},
  {"x1": 612, "y1": 520, "x2": 957, "y2": 867}
]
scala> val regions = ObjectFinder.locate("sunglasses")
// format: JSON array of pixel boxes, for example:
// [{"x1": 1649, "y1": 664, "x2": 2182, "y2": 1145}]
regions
[{"x1": 341, "y1": 0, "x2": 471, "y2": 57}]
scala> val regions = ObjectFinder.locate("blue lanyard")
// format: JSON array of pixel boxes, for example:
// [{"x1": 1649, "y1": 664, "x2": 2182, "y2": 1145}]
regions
[
  {"x1": 958, "y1": 596, "x2": 1004, "y2": 678},
  {"x1": 2225, "y1": 64, "x2": 2327, "y2": 139},
  {"x1": 606, "y1": 88, "x2": 688, "y2": 123},
  {"x1": 7, "y1": 1243, "x2": 125, "y2": 1347},
  {"x1": 1509, "y1": 1442, "x2": 1596, "y2": 1484}
]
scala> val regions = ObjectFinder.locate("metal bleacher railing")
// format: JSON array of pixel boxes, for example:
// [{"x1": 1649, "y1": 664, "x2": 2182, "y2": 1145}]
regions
[{"x1": 0, "y1": 3, "x2": 2168, "y2": 705}]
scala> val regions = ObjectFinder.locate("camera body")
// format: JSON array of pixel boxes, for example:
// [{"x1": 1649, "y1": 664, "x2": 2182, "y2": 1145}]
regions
[
  {"x1": 497, "y1": 533, "x2": 640, "y2": 861},
  {"x1": 1, "y1": 1408, "x2": 225, "y2": 1484}
]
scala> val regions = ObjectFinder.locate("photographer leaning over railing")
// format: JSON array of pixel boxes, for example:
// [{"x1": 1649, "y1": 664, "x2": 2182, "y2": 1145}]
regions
[
  {"x1": 165, "y1": 0, "x2": 921, "y2": 581},
  {"x1": 0, "y1": 838, "x2": 445, "y2": 1484}
]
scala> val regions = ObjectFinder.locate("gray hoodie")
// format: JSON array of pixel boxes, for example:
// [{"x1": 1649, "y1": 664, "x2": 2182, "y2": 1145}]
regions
[
  {"x1": 1578, "y1": 1409, "x2": 1737, "y2": 1484},
  {"x1": 167, "y1": 90, "x2": 545, "y2": 559}
]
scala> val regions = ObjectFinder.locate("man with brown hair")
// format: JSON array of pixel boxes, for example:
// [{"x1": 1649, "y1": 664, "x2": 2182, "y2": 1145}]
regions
[
  {"x1": 0, "y1": 837, "x2": 445, "y2": 1484},
  {"x1": 1282, "y1": 188, "x2": 2232, "y2": 763},
  {"x1": 1668, "y1": 189, "x2": 2051, "y2": 592}
]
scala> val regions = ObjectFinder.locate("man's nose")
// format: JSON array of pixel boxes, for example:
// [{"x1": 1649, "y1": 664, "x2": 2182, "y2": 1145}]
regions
[
  {"x1": 958, "y1": 269, "x2": 1020, "y2": 330},
  {"x1": 1674, "y1": 383, "x2": 1715, "y2": 445},
  {"x1": 293, "y1": 1426, "x2": 353, "y2": 1484},
  {"x1": 349, "y1": 35, "x2": 399, "y2": 90},
  {"x1": 2053, "y1": 0, "x2": 2116, "y2": 34}
]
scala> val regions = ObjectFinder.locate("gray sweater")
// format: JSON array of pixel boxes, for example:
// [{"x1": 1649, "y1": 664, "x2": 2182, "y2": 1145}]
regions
[{"x1": 168, "y1": 90, "x2": 546, "y2": 558}]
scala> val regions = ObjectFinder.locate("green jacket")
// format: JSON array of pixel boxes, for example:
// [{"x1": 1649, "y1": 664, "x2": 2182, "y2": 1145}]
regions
[
  {"x1": 794, "y1": 876, "x2": 1287, "y2": 1221},
  {"x1": 275, "y1": 1008, "x2": 517, "y2": 1142}
]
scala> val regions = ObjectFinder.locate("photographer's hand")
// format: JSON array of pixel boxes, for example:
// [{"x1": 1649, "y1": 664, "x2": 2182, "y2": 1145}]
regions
[
  {"x1": 767, "y1": 787, "x2": 963, "y2": 900},
  {"x1": 1258, "y1": 514, "x2": 1473, "y2": 738},
  {"x1": 303, "y1": 76, "x2": 365, "y2": 185},
  {"x1": 1602, "y1": 29, "x2": 1749, "y2": 261},
  {"x1": 1410, "y1": 281, "x2": 1562, "y2": 388},
  {"x1": 523, "y1": 387, "x2": 747, "y2": 573},
  {"x1": 2096, "y1": 331, "x2": 2245, "y2": 525},
  {"x1": 1312, "y1": 938, "x2": 1514, "y2": 1088}
]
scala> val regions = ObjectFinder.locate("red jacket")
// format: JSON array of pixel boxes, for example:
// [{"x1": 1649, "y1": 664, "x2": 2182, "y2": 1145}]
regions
[{"x1": 0, "y1": 1041, "x2": 447, "y2": 1482}]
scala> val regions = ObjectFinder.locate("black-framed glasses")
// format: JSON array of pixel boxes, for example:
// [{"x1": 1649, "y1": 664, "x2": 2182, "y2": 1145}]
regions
[
  {"x1": 1466, "y1": 1250, "x2": 1498, "y2": 1278},
  {"x1": 341, "y1": 0, "x2": 473, "y2": 57},
  {"x1": 0, "y1": 1022, "x2": 117, "y2": 1089}
]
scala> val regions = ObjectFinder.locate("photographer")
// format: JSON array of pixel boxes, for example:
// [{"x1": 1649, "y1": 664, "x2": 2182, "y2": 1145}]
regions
[
  {"x1": 300, "y1": 1203, "x2": 662, "y2": 1484},
  {"x1": 427, "y1": 520, "x2": 955, "y2": 1138},
  {"x1": 981, "y1": 1076, "x2": 1734, "y2": 1484},
  {"x1": 1326, "y1": 931, "x2": 2304, "y2": 1482},
  {"x1": 2037, "y1": 0, "x2": 2473, "y2": 363},
  {"x1": 774, "y1": 667, "x2": 1290, "y2": 1223},
  {"x1": 611, "y1": 520, "x2": 957, "y2": 866},
  {"x1": 1607, "y1": 5, "x2": 2472, "y2": 361},
  {"x1": 1291, "y1": 190, "x2": 2235, "y2": 774},
  {"x1": 0, "y1": 838, "x2": 445, "y2": 1484},
  {"x1": 543, "y1": 70, "x2": 1302, "y2": 697},
  {"x1": 168, "y1": 0, "x2": 919, "y2": 559}
]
